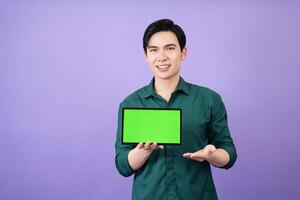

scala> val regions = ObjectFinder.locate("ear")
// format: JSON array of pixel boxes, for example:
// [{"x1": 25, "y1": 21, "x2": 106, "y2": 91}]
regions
[{"x1": 181, "y1": 47, "x2": 187, "y2": 61}]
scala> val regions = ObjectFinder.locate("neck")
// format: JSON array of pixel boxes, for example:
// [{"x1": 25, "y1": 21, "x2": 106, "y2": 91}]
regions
[{"x1": 154, "y1": 75, "x2": 180, "y2": 99}]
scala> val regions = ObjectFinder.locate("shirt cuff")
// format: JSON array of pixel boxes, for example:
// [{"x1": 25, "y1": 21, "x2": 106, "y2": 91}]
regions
[
  {"x1": 218, "y1": 145, "x2": 237, "y2": 169},
  {"x1": 116, "y1": 149, "x2": 135, "y2": 177}
]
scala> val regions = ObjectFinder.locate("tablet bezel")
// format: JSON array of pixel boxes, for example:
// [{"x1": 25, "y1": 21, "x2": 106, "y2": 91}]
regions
[{"x1": 121, "y1": 107, "x2": 182, "y2": 145}]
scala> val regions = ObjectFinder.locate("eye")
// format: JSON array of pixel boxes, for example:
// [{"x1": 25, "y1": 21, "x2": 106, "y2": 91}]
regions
[
  {"x1": 167, "y1": 46, "x2": 175, "y2": 50},
  {"x1": 149, "y1": 48, "x2": 157, "y2": 52}
]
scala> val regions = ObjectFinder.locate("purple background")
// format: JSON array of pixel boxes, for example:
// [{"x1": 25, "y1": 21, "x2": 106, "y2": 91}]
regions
[{"x1": 1, "y1": 1, "x2": 299, "y2": 199}]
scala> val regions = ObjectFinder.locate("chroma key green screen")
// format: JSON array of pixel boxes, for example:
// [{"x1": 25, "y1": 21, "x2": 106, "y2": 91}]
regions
[{"x1": 122, "y1": 108, "x2": 181, "y2": 144}]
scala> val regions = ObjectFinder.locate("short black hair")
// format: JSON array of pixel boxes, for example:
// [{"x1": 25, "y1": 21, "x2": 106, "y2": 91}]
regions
[{"x1": 143, "y1": 19, "x2": 186, "y2": 54}]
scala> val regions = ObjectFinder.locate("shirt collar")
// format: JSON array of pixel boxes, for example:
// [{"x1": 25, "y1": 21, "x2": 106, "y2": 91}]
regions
[{"x1": 142, "y1": 76, "x2": 190, "y2": 99}]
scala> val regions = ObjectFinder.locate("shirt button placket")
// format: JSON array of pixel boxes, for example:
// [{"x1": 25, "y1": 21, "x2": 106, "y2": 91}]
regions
[{"x1": 165, "y1": 146, "x2": 177, "y2": 199}]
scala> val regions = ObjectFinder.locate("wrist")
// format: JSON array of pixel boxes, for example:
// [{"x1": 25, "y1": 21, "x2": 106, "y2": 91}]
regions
[{"x1": 128, "y1": 147, "x2": 152, "y2": 171}]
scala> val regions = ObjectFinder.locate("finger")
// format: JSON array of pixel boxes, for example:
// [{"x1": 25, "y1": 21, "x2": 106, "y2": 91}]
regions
[
  {"x1": 209, "y1": 148, "x2": 216, "y2": 153},
  {"x1": 144, "y1": 142, "x2": 151, "y2": 150},
  {"x1": 157, "y1": 145, "x2": 164, "y2": 149},
  {"x1": 183, "y1": 152, "x2": 205, "y2": 161},
  {"x1": 183, "y1": 153, "x2": 193, "y2": 157},
  {"x1": 136, "y1": 143, "x2": 144, "y2": 150},
  {"x1": 205, "y1": 144, "x2": 216, "y2": 153},
  {"x1": 183, "y1": 152, "x2": 202, "y2": 157},
  {"x1": 150, "y1": 143, "x2": 157, "y2": 150},
  {"x1": 183, "y1": 153, "x2": 205, "y2": 162}
]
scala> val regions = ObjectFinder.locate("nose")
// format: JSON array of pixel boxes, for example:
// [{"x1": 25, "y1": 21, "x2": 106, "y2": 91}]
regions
[{"x1": 157, "y1": 49, "x2": 167, "y2": 62}]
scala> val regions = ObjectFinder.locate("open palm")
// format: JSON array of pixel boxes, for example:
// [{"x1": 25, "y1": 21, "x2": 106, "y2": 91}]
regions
[{"x1": 183, "y1": 144, "x2": 216, "y2": 162}]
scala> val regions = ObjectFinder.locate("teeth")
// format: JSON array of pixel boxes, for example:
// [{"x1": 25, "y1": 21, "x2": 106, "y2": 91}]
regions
[{"x1": 157, "y1": 65, "x2": 170, "y2": 69}]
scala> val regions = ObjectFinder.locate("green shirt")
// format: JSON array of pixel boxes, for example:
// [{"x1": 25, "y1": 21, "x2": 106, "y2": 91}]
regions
[{"x1": 115, "y1": 77, "x2": 237, "y2": 200}]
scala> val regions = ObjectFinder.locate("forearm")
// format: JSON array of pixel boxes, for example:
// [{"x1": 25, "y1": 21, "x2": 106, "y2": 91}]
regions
[{"x1": 207, "y1": 148, "x2": 230, "y2": 168}]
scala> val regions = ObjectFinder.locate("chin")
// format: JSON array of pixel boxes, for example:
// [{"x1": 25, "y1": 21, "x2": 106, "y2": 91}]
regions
[{"x1": 155, "y1": 73, "x2": 177, "y2": 80}]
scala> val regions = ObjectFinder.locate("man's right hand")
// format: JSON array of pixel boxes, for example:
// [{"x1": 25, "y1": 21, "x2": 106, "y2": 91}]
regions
[{"x1": 128, "y1": 142, "x2": 164, "y2": 171}]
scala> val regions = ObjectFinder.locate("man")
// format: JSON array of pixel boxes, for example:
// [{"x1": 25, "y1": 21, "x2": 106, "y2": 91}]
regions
[{"x1": 115, "y1": 19, "x2": 237, "y2": 200}]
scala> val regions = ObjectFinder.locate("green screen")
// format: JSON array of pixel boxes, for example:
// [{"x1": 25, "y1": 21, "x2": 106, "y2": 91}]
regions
[{"x1": 122, "y1": 108, "x2": 181, "y2": 144}]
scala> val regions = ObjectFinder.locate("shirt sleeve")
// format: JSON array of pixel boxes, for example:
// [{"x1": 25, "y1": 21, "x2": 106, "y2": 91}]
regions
[
  {"x1": 114, "y1": 101, "x2": 135, "y2": 177},
  {"x1": 208, "y1": 94, "x2": 237, "y2": 169}
]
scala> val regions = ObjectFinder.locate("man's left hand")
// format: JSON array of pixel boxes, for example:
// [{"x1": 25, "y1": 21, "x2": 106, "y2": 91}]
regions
[{"x1": 183, "y1": 144, "x2": 216, "y2": 162}]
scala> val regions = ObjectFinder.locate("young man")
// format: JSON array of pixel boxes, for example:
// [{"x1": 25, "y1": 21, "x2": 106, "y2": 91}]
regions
[{"x1": 115, "y1": 19, "x2": 237, "y2": 200}]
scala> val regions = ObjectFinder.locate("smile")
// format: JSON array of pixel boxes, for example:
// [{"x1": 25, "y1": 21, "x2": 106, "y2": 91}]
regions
[{"x1": 156, "y1": 65, "x2": 171, "y2": 71}]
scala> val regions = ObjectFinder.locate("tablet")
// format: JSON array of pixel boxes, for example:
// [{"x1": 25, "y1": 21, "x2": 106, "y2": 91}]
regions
[{"x1": 122, "y1": 108, "x2": 182, "y2": 145}]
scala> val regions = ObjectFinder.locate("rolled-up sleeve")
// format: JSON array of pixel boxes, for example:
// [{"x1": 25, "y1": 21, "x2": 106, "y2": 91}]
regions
[
  {"x1": 115, "y1": 102, "x2": 135, "y2": 177},
  {"x1": 208, "y1": 94, "x2": 237, "y2": 169}
]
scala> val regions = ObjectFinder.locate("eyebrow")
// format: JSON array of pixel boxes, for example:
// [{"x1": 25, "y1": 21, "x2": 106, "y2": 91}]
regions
[{"x1": 147, "y1": 43, "x2": 177, "y2": 49}]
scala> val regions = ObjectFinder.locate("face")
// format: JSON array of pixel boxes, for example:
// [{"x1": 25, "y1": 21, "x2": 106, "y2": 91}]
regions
[{"x1": 144, "y1": 31, "x2": 187, "y2": 81}]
